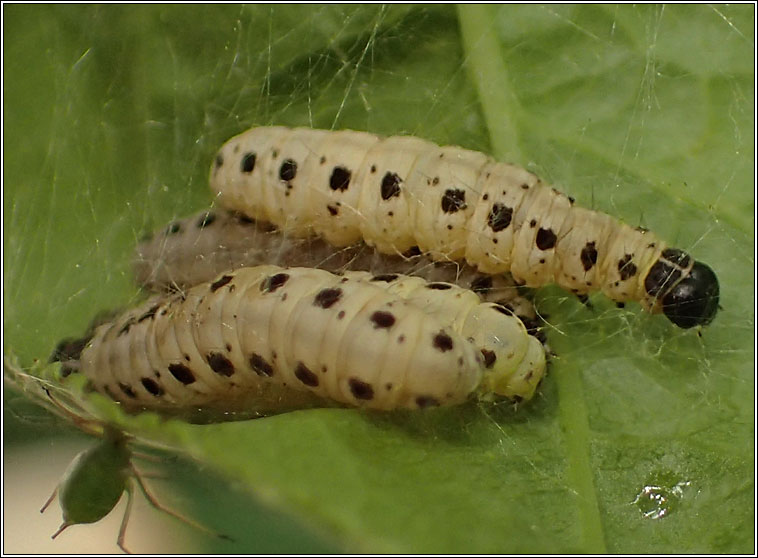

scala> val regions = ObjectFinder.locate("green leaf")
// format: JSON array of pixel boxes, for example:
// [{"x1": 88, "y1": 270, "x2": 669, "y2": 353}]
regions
[{"x1": 4, "y1": 4, "x2": 753, "y2": 553}]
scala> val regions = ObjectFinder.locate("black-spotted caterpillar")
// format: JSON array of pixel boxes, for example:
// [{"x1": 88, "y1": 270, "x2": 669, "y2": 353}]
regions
[
  {"x1": 210, "y1": 126, "x2": 719, "y2": 328},
  {"x1": 133, "y1": 209, "x2": 540, "y2": 333},
  {"x1": 63, "y1": 266, "x2": 545, "y2": 411}
]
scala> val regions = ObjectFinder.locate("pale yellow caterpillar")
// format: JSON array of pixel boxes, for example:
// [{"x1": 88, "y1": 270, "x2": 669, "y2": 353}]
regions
[
  {"x1": 61, "y1": 266, "x2": 546, "y2": 411},
  {"x1": 133, "y1": 209, "x2": 540, "y2": 334},
  {"x1": 210, "y1": 126, "x2": 719, "y2": 328}
]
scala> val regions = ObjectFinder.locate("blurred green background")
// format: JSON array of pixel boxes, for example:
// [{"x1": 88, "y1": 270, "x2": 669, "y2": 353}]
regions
[{"x1": 4, "y1": 4, "x2": 754, "y2": 553}]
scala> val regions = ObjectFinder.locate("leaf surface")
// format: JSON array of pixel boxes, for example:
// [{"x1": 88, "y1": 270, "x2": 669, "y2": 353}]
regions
[{"x1": 4, "y1": 4, "x2": 753, "y2": 553}]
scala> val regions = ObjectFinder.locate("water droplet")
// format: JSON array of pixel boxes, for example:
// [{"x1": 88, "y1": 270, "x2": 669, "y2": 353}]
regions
[{"x1": 633, "y1": 473, "x2": 691, "y2": 519}]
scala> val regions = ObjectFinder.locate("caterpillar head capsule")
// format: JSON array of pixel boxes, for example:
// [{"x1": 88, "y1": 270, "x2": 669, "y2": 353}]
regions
[
  {"x1": 661, "y1": 260, "x2": 720, "y2": 329},
  {"x1": 644, "y1": 249, "x2": 719, "y2": 329}
]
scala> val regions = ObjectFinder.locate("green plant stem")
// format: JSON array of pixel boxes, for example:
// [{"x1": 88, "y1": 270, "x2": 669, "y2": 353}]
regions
[
  {"x1": 456, "y1": 4, "x2": 522, "y2": 161},
  {"x1": 552, "y1": 352, "x2": 607, "y2": 553}
]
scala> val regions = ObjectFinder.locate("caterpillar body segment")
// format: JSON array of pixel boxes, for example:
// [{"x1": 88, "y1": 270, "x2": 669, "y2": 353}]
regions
[
  {"x1": 210, "y1": 126, "x2": 719, "y2": 328},
  {"x1": 482, "y1": 333, "x2": 546, "y2": 401},
  {"x1": 465, "y1": 159, "x2": 540, "y2": 274},
  {"x1": 75, "y1": 266, "x2": 545, "y2": 411},
  {"x1": 354, "y1": 135, "x2": 435, "y2": 252},
  {"x1": 306, "y1": 129, "x2": 382, "y2": 246}
]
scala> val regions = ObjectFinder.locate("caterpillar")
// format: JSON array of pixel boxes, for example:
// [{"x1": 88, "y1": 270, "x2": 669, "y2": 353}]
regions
[
  {"x1": 62, "y1": 265, "x2": 546, "y2": 411},
  {"x1": 133, "y1": 209, "x2": 540, "y2": 332},
  {"x1": 209, "y1": 126, "x2": 720, "y2": 329}
]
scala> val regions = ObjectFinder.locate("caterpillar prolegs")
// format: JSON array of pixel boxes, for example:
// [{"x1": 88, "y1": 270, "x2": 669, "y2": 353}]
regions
[
  {"x1": 63, "y1": 266, "x2": 545, "y2": 411},
  {"x1": 210, "y1": 126, "x2": 720, "y2": 329}
]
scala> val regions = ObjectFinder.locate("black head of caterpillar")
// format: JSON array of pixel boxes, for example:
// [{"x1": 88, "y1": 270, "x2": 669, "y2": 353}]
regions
[
  {"x1": 644, "y1": 249, "x2": 720, "y2": 329},
  {"x1": 49, "y1": 336, "x2": 90, "y2": 377}
]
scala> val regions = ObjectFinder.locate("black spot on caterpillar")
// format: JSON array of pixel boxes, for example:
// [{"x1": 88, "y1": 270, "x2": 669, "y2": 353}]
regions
[
  {"x1": 210, "y1": 127, "x2": 719, "y2": 328},
  {"x1": 74, "y1": 266, "x2": 545, "y2": 411},
  {"x1": 133, "y1": 209, "x2": 543, "y2": 337}
]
